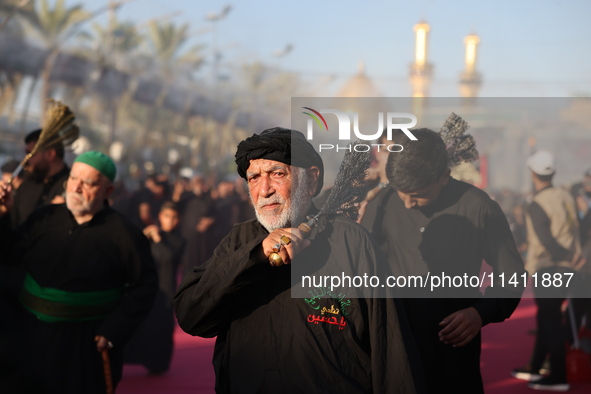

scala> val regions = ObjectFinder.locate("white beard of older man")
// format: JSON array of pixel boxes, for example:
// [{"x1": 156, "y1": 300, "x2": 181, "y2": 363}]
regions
[{"x1": 245, "y1": 158, "x2": 320, "y2": 265}]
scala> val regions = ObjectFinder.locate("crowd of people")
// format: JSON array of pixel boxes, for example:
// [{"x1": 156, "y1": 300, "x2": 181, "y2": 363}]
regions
[{"x1": 0, "y1": 123, "x2": 590, "y2": 393}]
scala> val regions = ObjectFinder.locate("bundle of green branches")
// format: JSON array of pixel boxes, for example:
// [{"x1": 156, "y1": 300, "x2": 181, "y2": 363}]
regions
[{"x1": 10, "y1": 99, "x2": 80, "y2": 183}]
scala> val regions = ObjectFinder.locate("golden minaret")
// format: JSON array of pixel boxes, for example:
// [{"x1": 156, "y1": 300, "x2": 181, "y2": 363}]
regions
[
  {"x1": 409, "y1": 21, "x2": 433, "y2": 118},
  {"x1": 459, "y1": 33, "x2": 482, "y2": 102}
]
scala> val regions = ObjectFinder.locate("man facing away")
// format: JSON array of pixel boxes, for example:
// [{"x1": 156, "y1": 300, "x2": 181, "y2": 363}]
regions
[
  {"x1": 512, "y1": 150, "x2": 583, "y2": 391},
  {"x1": 174, "y1": 127, "x2": 421, "y2": 394},
  {"x1": 0, "y1": 151, "x2": 157, "y2": 393},
  {"x1": 362, "y1": 128, "x2": 525, "y2": 393}
]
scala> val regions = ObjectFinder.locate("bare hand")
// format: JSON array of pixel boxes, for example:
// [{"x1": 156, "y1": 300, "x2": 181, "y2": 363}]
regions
[
  {"x1": 143, "y1": 224, "x2": 161, "y2": 243},
  {"x1": 94, "y1": 335, "x2": 113, "y2": 352},
  {"x1": 572, "y1": 253, "x2": 587, "y2": 271},
  {"x1": 0, "y1": 181, "x2": 13, "y2": 218},
  {"x1": 356, "y1": 200, "x2": 368, "y2": 224},
  {"x1": 438, "y1": 307, "x2": 482, "y2": 347},
  {"x1": 196, "y1": 217, "x2": 214, "y2": 233},
  {"x1": 51, "y1": 195, "x2": 65, "y2": 204},
  {"x1": 261, "y1": 228, "x2": 310, "y2": 265}
]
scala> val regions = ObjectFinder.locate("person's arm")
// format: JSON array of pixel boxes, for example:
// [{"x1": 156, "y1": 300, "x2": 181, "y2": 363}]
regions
[
  {"x1": 529, "y1": 201, "x2": 573, "y2": 262},
  {"x1": 0, "y1": 182, "x2": 35, "y2": 266},
  {"x1": 173, "y1": 226, "x2": 271, "y2": 338}
]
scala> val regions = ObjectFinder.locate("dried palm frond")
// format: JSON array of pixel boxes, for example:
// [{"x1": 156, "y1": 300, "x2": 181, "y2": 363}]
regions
[
  {"x1": 9, "y1": 99, "x2": 79, "y2": 183},
  {"x1": 439, "y1": 112, "x2": 479, "y2": 168}
]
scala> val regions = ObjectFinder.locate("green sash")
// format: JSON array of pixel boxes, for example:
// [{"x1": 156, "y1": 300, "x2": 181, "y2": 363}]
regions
[{"x1": 21, "y1": 273, "x2": 123, "y2": 323}]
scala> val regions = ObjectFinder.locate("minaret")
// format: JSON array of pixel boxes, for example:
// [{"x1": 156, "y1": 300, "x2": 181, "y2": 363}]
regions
[
  {"x1": 409, "y1": 21, "x2": 433, "y2": 119},
  {"x1": 459, "y1": 32, "x2": 482, "y2": 103}
]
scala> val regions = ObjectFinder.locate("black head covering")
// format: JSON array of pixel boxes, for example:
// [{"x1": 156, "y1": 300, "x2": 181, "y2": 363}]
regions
[{"x1": 235, "y1": 127, "x2": 324, "y2": 196}]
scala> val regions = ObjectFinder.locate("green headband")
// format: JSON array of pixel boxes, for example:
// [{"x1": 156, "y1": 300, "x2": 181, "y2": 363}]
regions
[{"x1": 74, "y1": 151, "x2": 116, "y2": 182}]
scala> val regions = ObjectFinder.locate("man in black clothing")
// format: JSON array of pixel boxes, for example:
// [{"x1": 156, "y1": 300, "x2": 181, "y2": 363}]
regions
[
  {"x1": 10, "y1": 129, "x2": 70, "y2": 227},
  {"x1": 174, "y1": 127, "x2": 419, "y2": 393},
  {"x1": 0, "y1": 130, "x2": 71, "y2": 388},
  {"x1": 363, "y1": 128, "x2": 525, "y2": 393},
  {"x1": 0, "y1": 151, "x2": 157, "y2": 394}
]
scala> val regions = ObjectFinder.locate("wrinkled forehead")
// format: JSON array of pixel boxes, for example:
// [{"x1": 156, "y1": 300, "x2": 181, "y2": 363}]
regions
[
  {"x1": 246, "y1": 159, "x2": 292, "y2": 177},
  {"x1": 71, "y1": 161, "x2": 103, "y2": 181}
]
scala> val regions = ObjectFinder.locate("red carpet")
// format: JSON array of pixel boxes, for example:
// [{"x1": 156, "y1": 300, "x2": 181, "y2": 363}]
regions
[{"x1": 118, "y1": 298, "x2": 591, "y2": 393}]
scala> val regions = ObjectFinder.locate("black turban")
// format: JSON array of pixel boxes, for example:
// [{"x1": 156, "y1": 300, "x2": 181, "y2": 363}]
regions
[{"x1": 235, "y1": 127, "x2": 324, "y2": 196}]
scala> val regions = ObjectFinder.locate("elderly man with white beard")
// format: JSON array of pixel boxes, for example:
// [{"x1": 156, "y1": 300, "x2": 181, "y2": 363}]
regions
[
  {"x1": 0, "y1": 151, "x2": 157, "y2": 394},
  {"x1": 174, "y1": 127, "x2": 422, "y2": 394}
]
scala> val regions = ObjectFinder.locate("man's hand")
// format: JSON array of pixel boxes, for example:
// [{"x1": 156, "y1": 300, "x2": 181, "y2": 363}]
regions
[
  {"x1": 94, "y1": 335, "x2": 113, "y2": 353},
  {"x1": 196, "y1": 217, "x2": 214, "y2": 233},
  {"x1": 438, "y1": 307, "x2": 482, "y2": 347},
  {"x1": 51, "y1": 195, "x2": 65, "y2": 204},
  {"x1": 261, "y1": 228, "x2": 310, "y2": 265},
  {"x1": 572, "y1": 253, "x2": 587, "y2": 271},
  {"x1": 356, "y1": 200, "x2": 368, "y2": 224},
  {"x1": 143, "y1": 224, "x2": 161, "y2": 243},
  {"x1": 0, "y1": 181, "x2": 13, "y2": 218}
]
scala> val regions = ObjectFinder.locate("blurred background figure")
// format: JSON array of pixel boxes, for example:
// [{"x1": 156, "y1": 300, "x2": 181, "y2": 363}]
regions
[
  {"x1": 125, "y1": 201, "x2": 186, "y2": 375},
  {"x1": 11, "y1": 129, "x2": 70, "y2": 227},
  {"x1": 179, "y1": 175, "x2": 215, "y2": 271}
]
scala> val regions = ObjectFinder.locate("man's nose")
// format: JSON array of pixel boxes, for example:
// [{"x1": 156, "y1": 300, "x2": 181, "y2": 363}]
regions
[
  {"x1": 259, "y1": 176, "x2": 275, "y2": 197},
  {"x1": 404, "y1": 195, "x2": 416, "y2": 209},
  {"x1": 69, "y1": 180, "x2": 83, "y2": 193}
]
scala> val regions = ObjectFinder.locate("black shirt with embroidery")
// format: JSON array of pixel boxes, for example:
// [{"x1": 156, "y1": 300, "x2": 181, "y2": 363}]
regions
[{"x1": 174, "y1": 214, "x2": 422, "y2": 394}]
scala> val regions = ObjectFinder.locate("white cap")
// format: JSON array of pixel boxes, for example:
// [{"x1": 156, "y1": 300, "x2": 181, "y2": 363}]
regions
[
  {"x1": 179, "y1": 167, "x2": 194, "y2": 179},
  {"x1": 527, "y1": 150, "x2": 555, "y2": 175}
]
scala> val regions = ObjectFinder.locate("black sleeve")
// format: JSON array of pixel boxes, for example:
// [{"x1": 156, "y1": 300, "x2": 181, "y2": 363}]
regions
[
  {"x1": 173, "y1": 227, "x2": 271, "y2": 338},
  {"x1": 472, "y1": 198, "x2": 525, "y2": 326},
  {"x1": 528, "y1": 201, "x2": 573, "y2": 262},
  {"x1": 0, "y1": 210, "x2": 39, "y2": 266}
]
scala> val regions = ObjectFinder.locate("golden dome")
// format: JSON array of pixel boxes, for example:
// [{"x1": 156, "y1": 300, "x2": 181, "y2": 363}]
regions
[{"x1": 337, "y1": 62, "x2": 383, "y2": 97}]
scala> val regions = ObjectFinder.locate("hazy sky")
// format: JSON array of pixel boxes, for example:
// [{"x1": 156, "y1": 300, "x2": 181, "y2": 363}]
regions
[{"x1": 62, "y1": 0, "x2": 591, "y2": 97}]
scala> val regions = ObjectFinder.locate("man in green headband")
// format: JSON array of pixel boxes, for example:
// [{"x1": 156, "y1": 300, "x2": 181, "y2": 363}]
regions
[{"x1": 0, "y1": 151, "x2": 157, "y2": 393}]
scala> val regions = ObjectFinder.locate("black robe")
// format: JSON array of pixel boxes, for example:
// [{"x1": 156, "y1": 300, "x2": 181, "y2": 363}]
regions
[
  {"x1": 174, "y1": 215, "x2": 420, "y2": 394},
  {"x1": 0, "y1": 204, "x2": 158, "y2": 394},
  {"x1": 179, "y1": 192, "x2": 215, "y2": 270},
  {"x1": 363, "y1": 179, "x2": 525, "y2": 393},
  {"x1": 124, "y1": 230, "x2": 185, "y2": 373}
]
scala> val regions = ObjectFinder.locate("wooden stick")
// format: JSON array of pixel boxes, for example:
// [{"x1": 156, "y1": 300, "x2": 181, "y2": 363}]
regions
[{"x1": 101, "y1": 348, "x2": 114, "y2": 394}]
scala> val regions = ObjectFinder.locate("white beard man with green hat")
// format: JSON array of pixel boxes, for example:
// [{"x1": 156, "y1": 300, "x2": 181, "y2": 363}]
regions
[{"x1": 0, "y1": 150, "x2": 158, "y2": 393}]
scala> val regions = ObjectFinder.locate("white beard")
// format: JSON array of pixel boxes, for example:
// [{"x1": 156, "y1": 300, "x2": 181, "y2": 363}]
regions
[{"x1": 253, "y1": 167, "x2": 312, "y2": 232}]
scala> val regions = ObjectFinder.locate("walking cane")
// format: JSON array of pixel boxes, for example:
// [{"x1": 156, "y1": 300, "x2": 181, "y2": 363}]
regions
[{"x1": 101, "y1": 348, "x2": 114, "y2": 394}]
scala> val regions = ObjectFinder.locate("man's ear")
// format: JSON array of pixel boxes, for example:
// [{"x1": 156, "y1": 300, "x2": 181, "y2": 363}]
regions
[
  {"x1": 306, "y1": 166, "x2": 320, "y2": 197},
  {"x1": 104, "y1": 181, "x2": 115, "y2": 200},
  {"x1": 439, "y1": 168, "x2": 451, "y2": 186}
]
